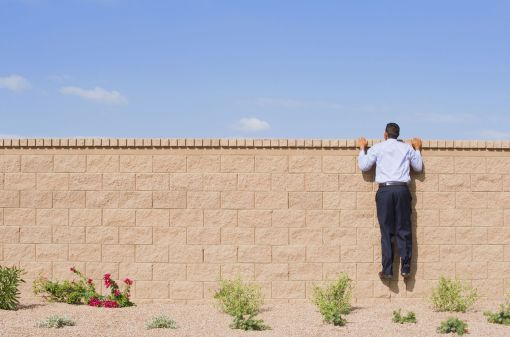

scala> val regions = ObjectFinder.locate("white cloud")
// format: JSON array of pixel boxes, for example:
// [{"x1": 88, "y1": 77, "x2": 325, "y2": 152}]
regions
[
  {"x1": 59, "y1": 86, "x2": 127, "y2": 105},
  {"x1": 234, "y1": 117, "x2": 271, "y2": 133},
  {"x1": 0, "y1": 74, "x2": 31, "y2": 92},
  {"x1": 479, "y1": 129, "x2": 510, "y2": 139}
]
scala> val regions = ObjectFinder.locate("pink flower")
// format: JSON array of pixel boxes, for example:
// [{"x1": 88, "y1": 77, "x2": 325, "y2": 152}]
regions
[
  {"x1": 102, "y1": 300, "x2": 119, "y2": 308},
  {"x1": 70, "y1": 267, "x2": 76, "y2": 273},
  {"x1": 123, "y1": 278, "x2": 133, "y2": 286},
  {"x1": 87, "y1": 278, "x2": 93, "y2": 284},
  {"x1": 104, "y1": 279, "x2": 111, "y2": 288},
  {"x1": 114, "y1": 290, "x2": 121, "y2": 297},
  {"x1": 88, "y1": 297, "x2": 102, "y2": 307},
  {"x1": 103, "y1": 273, "x2": 111, "y2": 280}
]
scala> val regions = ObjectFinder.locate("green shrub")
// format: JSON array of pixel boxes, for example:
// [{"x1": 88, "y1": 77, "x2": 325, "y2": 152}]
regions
[
  {"x1": 146, "y1": 315, "x2": 178, "y2": 329},
  {"x1": 392, "y1": 309, "x2": 417, "y2": 324},
  {"x1": 437, "y1": 317, "x2": 468, "y2": 335},
  {"x1": 312, "y1": 273, "x2": 353, "y2": 326},
  {"x1": 214, "y1": 277, "x2": 270, "y2": 331},
  {"x1": 484, "y1": 296, "x2": 510, "y2": 325},
  {"x1": 36, "y1": 315, "x2": 76, "y2": 329},
  {"x1": 0, "y1": 265, "x2": 25, "y2": 310},
  {"x1": 430, "y1": 277, "x2": 477, "y2": 312}
]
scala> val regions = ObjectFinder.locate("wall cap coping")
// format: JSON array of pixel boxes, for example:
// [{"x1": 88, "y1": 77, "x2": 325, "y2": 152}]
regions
[{"x1": 0, "y1": 138, "x2": 509, "y2": 150}]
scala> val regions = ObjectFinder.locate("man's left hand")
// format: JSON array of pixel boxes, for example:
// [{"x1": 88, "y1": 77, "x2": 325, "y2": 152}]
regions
[{"x1": 358, "y1": 137, "x2": 368, "y2": 150}]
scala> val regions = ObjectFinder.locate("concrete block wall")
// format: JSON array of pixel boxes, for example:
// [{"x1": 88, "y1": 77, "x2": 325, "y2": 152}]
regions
[{"x1": 0, "y1": 138, "x2": 509, "y2": 304}]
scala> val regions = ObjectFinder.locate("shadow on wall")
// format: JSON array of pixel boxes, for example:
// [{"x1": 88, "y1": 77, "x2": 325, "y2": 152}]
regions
[{"x1": 360, "y1": 163, "x2": 427, "y2": 297}]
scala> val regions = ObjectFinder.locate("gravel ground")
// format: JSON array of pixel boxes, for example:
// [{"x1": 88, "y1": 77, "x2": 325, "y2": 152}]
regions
[{"x1": 1, "y1": 299, "x2": 509, "y2": 337}]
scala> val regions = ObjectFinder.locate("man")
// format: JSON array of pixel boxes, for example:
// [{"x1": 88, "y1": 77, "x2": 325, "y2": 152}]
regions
[{"x1": 357, "y1": 122, "x2": 423, "y2": 280}]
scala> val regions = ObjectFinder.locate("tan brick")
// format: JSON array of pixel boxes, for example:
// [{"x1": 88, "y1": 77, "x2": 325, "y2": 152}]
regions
[
  {"x1": 423, "y1": 262, "x2": 455, "y2": 279},
  {"x1": 3, "y1": 244, "x2": 35, "y2": 261},
  {"x1": 255, "y1": 156, "x2": 288, "y2": 173},
  {"x1": 506, "y1": 210, "x2": 510, "y2": 225},
  {"x1": 456, "y1": 192, "x2": 488, "y2": 208},
  {"x1": 85, "y1": 191, "x2": 118, "y2": 208},
  {"x1": 440, "y1": 245, "x2": 472, "y2": 262},
  {"x1": 323, "y1": 156, "x2": 355, "y2": 173},
  {"x1": 153, "y1": 191, "x2": 187, "y2": 208},
  {"x1": 37, "y1": 173, "x2": 69, "y2": 190},
  {"x1": 119, "y1": 227, "x2": 152, "y2": 244},
  {"x1": 221, "y1": 191, "x2": 254, "y2": 209},
  {"x1": 289, "y1": 192, "x2": 322, "y2": 209},
  {"x1": 103, "y1": 209, "x2": 136, "y2": 226},
  {"x1": 70, "y1": 209, "x2": 101, "y2": 226},
  {"x1": 438, "y1": 174, "x2": 470, "y2": 191},
  {"x1": 356, "y1": 191, "x2": 376, "y2": 209},
  {"x1": 488, "y1": 228, "x2": 510, "y2": 244},
  {"x1": 202, "y1": 173, "x2": 236, "y2": 191},
  {"x1": 187, "y1": 191, "x2": 220, "y2": 209},
  {"x1": 488, "y1": 262, "x2": 510, "y2": 278},
  {"x1": 255, "y1": 191, "x2": 288, "y2": 209},
  {"x1": 21, "y1": 155, "x2": 53, "y2": 172},
  {"x1": 0, "y1": 226, "x2": 20, "y2": 243},
  {"x1": 455, "y1": 157, "x2": 486, "y2": 173},
  {"x1": 120, "y1": 155, "x2": 152, "y2": 172},
  {"x1": 238, "y1": 245, "x2": 271, "y2": 263},
  {"x1": 338, "y1": 175, "x2": 373, "y2": 191},
  {"x1": 272, "y1": 281, "x2": 305, "y2": 298},
  {"x1": 136, "y1": 173, "x2": 170, "y2": 190},
  {"x1": 254, "y1": 264, "x2": 288, "y2": 281},
  {"x1": 340, "y1": 246, "x2": 373, "y2": 262},
  {"x1": 187, "y1": 264, "x2": 220, "y2": 281},
  {"x1": 86, "y1": 226, "x2": 118, "y2": 244},
  {"x1": 153, "y1": 227, "x2": 186, "y2": 245},
  {"x1": 20, "y1": 261, "x2": 52, "y2": 279},
  {"x1": 488, "y1": 192, "x2": 510, "y2": 209},
  {"x1": 204, "y1": 209, "x2": 236, "y2": 227},
  {"x1": 504, "y1": 175, "x2": 510, "y2": 192},
  {"x1": 118, "y1": 191, "x2": 152, "y2": 208},
  {"x1": 323, "y1": 263, "x2": 357, "y2": 280},
  {"x1": 440, "y1": 209, "x2": 471, "y2": 227},
  {"x1": 68, "y1": 173, "x2": 102, "y2": 190},
  {"x1": 271, "y1": 174, "x2": 305, "y2": 191},
  {"x1": 53, "y1": 262, "x2": 85, "y2": 280},
  {"x1": 221, "y1": 264, "x2": 254, "y2": 280},
  {"x1": 169, "y1": 173, "x2": 203, "y2": 191},
  {"x1": 136, "y1": 209, "x2": 170, "y2": 227},
  {"x1": 471, "y1": 174, "x2": 502, "y2": 191},
  {"x1": 20, "y1": 190, "x2": 51, "y2": 208},
  {"x1": 422, "y1": 192, "x2": 455, "y2": 209},
  {"x1": 415, "y1": 210, "x2": 439, "y2": 227},
  {"x1": 306, "y1": 210, "x2": 340, "y2": 227},
  {"x1": 54, "y1": 155, "x2": 86, "y2": 173},
  {"x1": 221, "y1": 227, "x2": 254, "y2": 245},
  {"x1": 136, "y1": 281, "x2": 169, "y2": 299},
  {"x1": 187, "y1": 227, "x2": 220, "y2": 244},
  {"x1": 69, "y1": 244, "x2": 101, "y2": 261},
  {"x1": 272, "y1": 209, "x2": 305, "y2": 228},
  {"x1": 153, "y1": 155, "x2": 187, "y2": 172},
  {"x1": 456, "y1": 227, "x2": 487, "y2": 244},
  {"x1": 153, "y1": 264, "x2": 186, "y2": 281},
  {"x1": 169, "y1": 245, "x2": 202, "y2": 263},
  {"x1": 307, "y1": 245, "x2": 339, "y2": 262},
  {"x1": 271, "y1": 246, "x2": 305, "y2": 263},
  {"x1": 323, "y1": 192, "x2": 357, "y2": 209},
  {"x1": 473, "y1": 245, "x2": 503, "y2": 262},
  {"x1": 255, "y1": 228, "x2": 288, "y2": 245},
  {"x1": 35, "y1": 209, "x2": 67, "y2": 227},
  {"x1": 85, "y1": 262, "x2": 119, "y2": 279},
  {"x1": 487, "y1": 157, "x2": 510, "y2": 174},
  {"x1": 20, "y1": 226, "x2": 52, "y2": 243},
  {"x1": 135, "y1": 245, "x2": 168, "y2": 262},
  {"x1": 323, "y1": 228, "x2": 356, "y2": 245},
  {"x1": 305, "y1": 173, "x2": 338, "y2": 192},
  {"x1": 355, "y1": 263, "x2": 380, "y2": 281},
  {"x1": 52, "y1": 191, "x2": 84, "y2": 208},
  {"x1": 118, "y1": 262, "x2": 153, "y2": 280},
  {"x1": 0, "y1": 190, "x2": 19, "y2": 207},
  {"x1": 423, "y1": 227, "x2": 456, "y2": 244},
  {"x1": 289, "y1": 156, "x2": 321, "y2": 173},
  {"x1": 423, "y1": 156, "x2": 454, "y2": 173},
  {"x1": 53, "y1": 226, "x2": 85, "y2": 243},
  {"x1": 289, "y1": 228, "x2": 322, "y2": 245},
  {"x1": 238, "y1": 210, "x2": 272, "y2": 227},
  {"x1": 102, "y1": 244, "x2": 135, "y2": 262},
  {"x1": 186, "y1": 155, "x2": 220, "y2": 173},
  {"x1": 221, "y1": 155, "x2": 254, "y2": 172},
  {"x1": 103, "y1": 173, "x2": 135, "y2": 190},
  {"x1": 4, "y1": 208, "x2": 35, "y2": 226},
  {"x1": 456, "y1": 261, "x2": 487, "y2": 279},
  {"x1": 87, "y1": 155, "x2": 119, "y2": 172},
  {"x1": 473, "y1": 279, "x2": 504, "y2": 299},
  {"x1": 35, "y1": 244, "x2": 66, "y2": 261},
  {"x1": 237, "y1": 173, "x2": 271, "y2": 191},
  {"x1": 412, "y1": 173, "x2": 438, "y2": 192},
  {"x1": 4, "y1": 173, "x2": 36, "y2": 190},
  {"x1": 204, "y1": 245, "x2": 237, "y2": 263},
  {"x1": 288, "y1": 263, "x2": 322, "y2": 281},
  {"x1": 170, "y1": 281, "x2": 203, "y2": 299},
  {"x1": 340, "y1": 210, "x2": 374, "y2": 227},
  {"x1": 0, "y1": 155, "x2": 20, "y2": 172}
]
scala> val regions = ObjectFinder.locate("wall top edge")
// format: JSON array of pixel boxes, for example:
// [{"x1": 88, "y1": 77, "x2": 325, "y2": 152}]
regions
[{"x1": 0, "y1": 138, "x2": 509, "y2": 150}]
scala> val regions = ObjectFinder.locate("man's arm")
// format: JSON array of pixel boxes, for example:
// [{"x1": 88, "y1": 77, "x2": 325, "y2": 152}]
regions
[
  {"x1": 357, "y1": 137, "x2": 377, "y2": 172},
  {"x1": 410, "y1": 137, "x2": 423, "y2": 172}
]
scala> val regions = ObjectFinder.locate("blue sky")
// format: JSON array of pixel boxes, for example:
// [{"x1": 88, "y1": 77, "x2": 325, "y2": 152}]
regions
[{"x1": 1, "y1": 0, "x2": 509, "y2": 139}]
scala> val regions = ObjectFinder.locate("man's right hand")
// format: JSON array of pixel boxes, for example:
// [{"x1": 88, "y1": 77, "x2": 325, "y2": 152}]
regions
[
  {"x1": 358, "y1": 137, "x2": 368, "y2": 151},
  {"x1": 411, "y1": 137, "x2": 422, "y2": 151}
]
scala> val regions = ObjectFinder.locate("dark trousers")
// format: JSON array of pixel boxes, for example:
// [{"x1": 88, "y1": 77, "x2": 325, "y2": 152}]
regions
[{"x1": 376, "y1": 185, "x2": 412, "y2": 276}]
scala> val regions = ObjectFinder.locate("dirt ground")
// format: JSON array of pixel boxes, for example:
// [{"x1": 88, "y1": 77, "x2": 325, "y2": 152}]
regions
[{"x1": 0, "y1": 299, "x2": 508, "y2": 337}]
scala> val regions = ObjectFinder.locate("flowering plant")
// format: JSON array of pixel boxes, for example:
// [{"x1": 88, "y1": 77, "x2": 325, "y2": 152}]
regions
[{"x1": 86, "y1": 272, "x2": 134, "y2": 308}]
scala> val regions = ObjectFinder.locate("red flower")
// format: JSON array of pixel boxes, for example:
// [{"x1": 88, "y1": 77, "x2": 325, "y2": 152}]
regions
[
  {"x1": 104, "y1": 279, "x2": 111, "y2": 288},
  {"x1": 123, "y1": 278, "x2": 133, "y2": 286},
  {"x1": 87, "y1": 278, "x2": 93, "y2": 284},
  {"x1": 70, "y1": 267, "x2": 76, "y2": 273},
  {"x1": 88, "y1": 297, "x2": 102, "y2": 307},
  {"x1": 103, "y1": 273, "x2": 111, "y2": 280},
  {"x1": 102, "y1": 300, "x2": 119, "y2": 308},
  {"x1": 114, "y1": 290, "x2": 121, "y2": 297}
]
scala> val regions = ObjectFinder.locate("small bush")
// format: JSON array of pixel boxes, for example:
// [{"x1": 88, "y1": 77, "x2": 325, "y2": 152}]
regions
[
  {"x1": 214, "y1": 277, "x2": 270, "y2": 331},
  {"x1": 437, "y1": 317, "x2": 468, "y2": 335},
  {"x1": 36, "y1": 315, "x2": 76, "y2": 329},
  {"x1": 392, "y1": 309, "x2": 417, "y2": 324},
  {"x1": 312, "y1": 273, "x2": 353, "y2": 326},
  {"x1": 0, "y1": 265, "x2": 25, "y2": 310},
  {"x1": 484, "y1": 296, "x2": 510, "y2": 325},
  {"x1": 430, "y1": 277, "x2": 477, "y2": 312},
  {"x1": 146, "y1": 315, "x2": 178, "y2": 329}
]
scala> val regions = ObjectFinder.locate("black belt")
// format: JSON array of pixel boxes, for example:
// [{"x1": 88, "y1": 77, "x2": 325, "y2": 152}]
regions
[{"x1": 379, "y1": 182, "x2": 408, "y2": 188}]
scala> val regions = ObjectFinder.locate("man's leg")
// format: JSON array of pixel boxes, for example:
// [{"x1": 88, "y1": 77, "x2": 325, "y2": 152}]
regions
[
  {"x1": 394, "y1": 186, "x2": 413, "y2": 275},
  {"x1": 376, "y1": 187, "x2": 395, "y2": 276}
]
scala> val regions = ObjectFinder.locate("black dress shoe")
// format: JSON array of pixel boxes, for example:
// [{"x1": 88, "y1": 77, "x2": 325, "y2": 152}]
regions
[{"x1": 378, "y1": 271, "x2": 393, "y2": 280}]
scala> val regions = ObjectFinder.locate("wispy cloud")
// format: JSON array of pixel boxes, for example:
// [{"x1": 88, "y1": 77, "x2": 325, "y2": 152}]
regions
[
  {"x1": 48, "y1": 74, "x2": 72, "y2": 83},
  {"x1": 0, "y1": 74, "x2": 31, "y2": 92},
  {"x1": 479, "y1": 129, "x2": 510, "y2": 139},
  {"x1": 414, "y1": 112, "x2": 477, "y2": 124},
  {"x1": 233, "y1": 117, "x2": 271, "y2": 133},
  {"x1": 59, "y1": 86, "x2": 127, "y2": 105}
]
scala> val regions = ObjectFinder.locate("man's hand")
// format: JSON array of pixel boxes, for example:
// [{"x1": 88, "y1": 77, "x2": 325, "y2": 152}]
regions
[
  {"x1": 358, "y1": 137, "x2": 368, "y2": 151},
  {"x1": 411, "y1": 137, "x2": 422, "y2": 151}
]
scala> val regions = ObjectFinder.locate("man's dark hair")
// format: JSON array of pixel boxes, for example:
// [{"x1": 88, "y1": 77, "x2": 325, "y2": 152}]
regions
[{"x1": 385, "y1": 122, "x2": 400, "y2": 139}]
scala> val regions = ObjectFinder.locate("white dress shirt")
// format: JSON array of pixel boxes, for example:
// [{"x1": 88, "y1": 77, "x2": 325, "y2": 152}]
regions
[{"x1": 358, "y1": 138, "x2": 423, "y2": 183}]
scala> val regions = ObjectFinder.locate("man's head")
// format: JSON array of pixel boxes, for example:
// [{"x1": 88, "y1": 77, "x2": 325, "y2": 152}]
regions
[{"x1": 384, "y1": 122, "x2": 400, "y2": 140}]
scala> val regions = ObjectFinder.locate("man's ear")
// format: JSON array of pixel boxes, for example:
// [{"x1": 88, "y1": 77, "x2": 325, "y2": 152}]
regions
[{"x1": 384, "y1": 132, "x2": 388, "y2": 140}]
